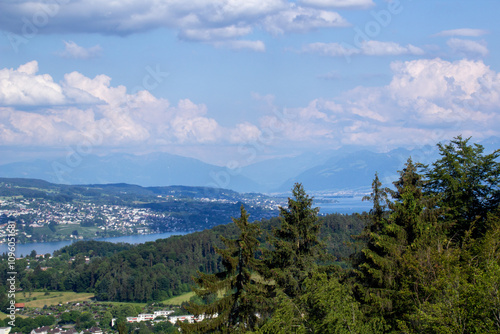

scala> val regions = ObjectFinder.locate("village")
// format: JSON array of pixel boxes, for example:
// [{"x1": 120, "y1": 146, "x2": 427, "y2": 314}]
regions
[
  {"x1": 0, "y1": 198, "x2": 182, "y2": 243},
  {"x1": 0, "y1": 182, "x2": 283, "y2": 244},
  {"x1": 1, "y1": 299, "x2": 212, "y2": 334}
]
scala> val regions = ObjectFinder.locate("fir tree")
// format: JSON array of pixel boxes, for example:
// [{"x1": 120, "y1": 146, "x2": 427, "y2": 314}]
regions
[
  {"x1": 425, "y1": 136, "x2": 500, "y2": 240},
  {"x1": 265, "y1": 183, "x2": 323, "y2": 299},
  {"x1": 354, "y1": 161, "x2": 437, "y2": 327},
  {"x1": 354, "y1": 172, "x2": 396, "y2": 316},
  {"x1": 180, "y1": 205, "x2": 266, "y2": 333}
]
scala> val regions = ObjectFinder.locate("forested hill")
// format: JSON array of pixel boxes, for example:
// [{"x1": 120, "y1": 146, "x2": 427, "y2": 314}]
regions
[
  {"x1": 0, "y1": 178, "x2": 269, "y2": 204},
  {"x1": 0, "y1": 212, "x2": 365, "y2": 302}
]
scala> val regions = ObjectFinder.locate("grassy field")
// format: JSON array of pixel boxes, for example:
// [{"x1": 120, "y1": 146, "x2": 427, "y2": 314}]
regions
[
  {"x1": 30, "y1": 224, "x2": 101, "y2": 241},
  {"x1": 161, "y1": 292, "x2": 196, "y2": 306},
  {"x1": 0, "y1": 311, "x2": 27, "y2": 320},
  {"x1": 101, "y1": 301, "x2": 148, "y2": 308},
  {"x1": 16, "y1": 291, "x2": 94, "y2": 308}
]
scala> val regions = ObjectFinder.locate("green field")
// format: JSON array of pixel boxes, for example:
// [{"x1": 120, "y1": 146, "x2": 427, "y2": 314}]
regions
[
  {"x1": 30, "y1": 224, "x2": 101, "y2": 241},
  {"x1": 161, "y1": 292, "x2": 196, "y2": 305},
  {"x1": 16, "y1": 291, "x2": 94, "y2": 308},
  {"x1": 101, "y1": 301, "x2": 147, "y2": 308}
]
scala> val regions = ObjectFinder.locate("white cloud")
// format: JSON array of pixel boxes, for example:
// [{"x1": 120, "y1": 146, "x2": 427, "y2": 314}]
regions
[
  {"x1": 63, "y1": 71, "x2": 128, "y2": 106},
  {"x1": 299, "y1": 0, "x2": 374, "y2": 8},
  {"x1": 262, "y1": 5, "x2": 349, "y2": 34},
  {"x1": 360, "y1": 41, "x2": 424, "y2": 56},
  {"x1": 447, "y1": 38, "x2": 488, "y2": 57},
  {"x1": 0, "y1": 61, "x2": 66, "y2": 105},
  {"x1": 434, "y1": 28, "x2": 488, "y2": 37},
  {"x1": 3, "y1": 58, "x2": 499, "y2": 159},
  {"x1": 59, "y1": 41, "x2": 102, "y2": 59},
  {"x1": 255, "y1": 58, "x2": 500, "y2": 148},
  {"x1": 0, "y1": 61, "x2": 229, "y2": 147},
  {"x1": 302, "y1": 40, "x2": 424, "y2": 57},
  {"x1": 229, "y1": 123, "x2": 262, "y2": 143}
]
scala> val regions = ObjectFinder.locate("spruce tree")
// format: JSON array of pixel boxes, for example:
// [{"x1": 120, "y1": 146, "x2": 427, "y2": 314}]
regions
[
  {"x1": 425, "y1": 136, "x2": 500, "y2": 240},
  {"x1": 389, "y1": 158, "x2": 438, "y2": 247},
  {"x1": 180, "y1": 205, "x2": 266, "y2": 333},
  {"x1": 265, "y1": 183, "x2": 323, "y2": 300},
  {"x1": 354, "y1": 172, "x2": 396, "y2": 315},
  {"x1": 354, "y1": 161, "x2": 436, "y2": 326}
]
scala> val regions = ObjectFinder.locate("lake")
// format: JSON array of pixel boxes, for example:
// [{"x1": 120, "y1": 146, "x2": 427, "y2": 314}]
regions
[
  {"x1": 316, "y1": 196, "x2": 372, "y2": 215},
  {"x1": 1, "y1": 231, "x2": 188, "y2": 257}
]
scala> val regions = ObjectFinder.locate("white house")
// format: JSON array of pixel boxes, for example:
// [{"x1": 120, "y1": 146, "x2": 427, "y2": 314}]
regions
[
  {"x1": 126, "y1": 310, "x2": 174, "y2": 323},
  {"x1": 168, "y1": 313, "x2": 217, "y2": 324},
  {"x1": 0, "y1": 327, "x2": 11, "y2": 334}
]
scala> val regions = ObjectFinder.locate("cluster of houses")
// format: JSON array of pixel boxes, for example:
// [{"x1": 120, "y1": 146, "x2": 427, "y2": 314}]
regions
[
  {"x1": 125, "y1": 310, "x2": 216, "y2": 325},
  {"x1": 0, "y1": 309, "x2": 218, "y2": 334},
  {"x1": 0, "y1": 198, "x2": 174, "y2": 243}
]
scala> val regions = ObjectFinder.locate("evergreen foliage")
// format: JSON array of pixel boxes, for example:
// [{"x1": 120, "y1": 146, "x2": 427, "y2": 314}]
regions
[
  {"x1": 425, "y1": 135, "x2": 500, "y2": 240},
  {"x1": 180, "y1": 205, "x2": 267, "y2": 333},
  {"x1": 353, "y1": 137, "x2": 500, "y2": 333},
  {"x1": 265, "y1": 182, "x2": 323, "y2": 299},
  {"x1": 2, "y1": 136, "x2": 499, "y2": 333}
]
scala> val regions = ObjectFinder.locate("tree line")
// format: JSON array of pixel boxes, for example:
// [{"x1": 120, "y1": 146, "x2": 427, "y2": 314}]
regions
[{"x1": 0, "y1": 210, "x2": 364, "y2": 305}]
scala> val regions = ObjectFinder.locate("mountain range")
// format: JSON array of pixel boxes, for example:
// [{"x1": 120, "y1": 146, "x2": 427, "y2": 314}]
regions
[{"x1": 1, "y1": 137, "x2": 498, "y2": 194}]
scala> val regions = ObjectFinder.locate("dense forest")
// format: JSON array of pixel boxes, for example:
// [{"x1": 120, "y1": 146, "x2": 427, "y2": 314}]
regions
[
  {"x1": 1, "y1": 136, "x2": 499, "y2": 333},
  {"x1": 178, "y1": 136, "x2": 500, "y2": 333},
  {"x1": 0, "y1": 211, "x2": 364, "y2": 303}
]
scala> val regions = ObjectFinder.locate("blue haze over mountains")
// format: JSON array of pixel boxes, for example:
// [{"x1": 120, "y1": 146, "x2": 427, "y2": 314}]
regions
[{"x1": 1, "y1": 137, "x2": 498, "y2": 194}]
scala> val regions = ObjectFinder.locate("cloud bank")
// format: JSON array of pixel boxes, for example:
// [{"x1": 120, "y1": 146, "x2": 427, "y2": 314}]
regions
[
  {"x1": 256, "y1": 58, "x2": 500, "y2": 149},
  {"x1": 0, "y1": 0, "x2": 355, "y2": 51},
  {"x1": 1, "y1": 58, "x2": 499, "y2": 156}
]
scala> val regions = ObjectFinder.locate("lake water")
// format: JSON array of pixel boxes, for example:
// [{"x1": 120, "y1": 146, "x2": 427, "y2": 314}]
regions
[
  {"x1": 1, "y1": 231, "x2": 187, "y2": 257},
  {"x1": 2, "y1": 197, "x2": 371, "y2": 257},
  {"x1": 316, "y1": 196, "x2": 372, "y2": 215}
]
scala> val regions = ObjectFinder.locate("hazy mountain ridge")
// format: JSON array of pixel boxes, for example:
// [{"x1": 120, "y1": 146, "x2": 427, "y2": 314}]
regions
[{"x1": 1, "y1": 137, "x2": 497, "y2": 193}]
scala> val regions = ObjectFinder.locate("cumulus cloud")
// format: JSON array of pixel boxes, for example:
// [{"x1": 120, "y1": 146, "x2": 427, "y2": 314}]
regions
[
  {"x1": 302, "y1": 40, "x2": 424, "y2": 57},
  {"x1": 255, "y1": 58, "x2": 500, "y2": 148},
  {"x1": 447, "y1": 38, "x2": 488, "y2": 57},
  {"x1": 59, "y1": 41, "x2": 102, "y2": 59},
  {"x1": 0, "y1": 61, "x2": 242, "y2": 147},
  {"x1": 3, "y1": 58, "x2": 499, "y2": 159},
  {"x1": 229, "y1": 123, "x2": 262, "y2": 143},
  {"x1": 434, "y1": 28, "x2": 488, "y2": 37},
  {"x1": 0, "y1": 61, "x2": 66, "y2": 105}
]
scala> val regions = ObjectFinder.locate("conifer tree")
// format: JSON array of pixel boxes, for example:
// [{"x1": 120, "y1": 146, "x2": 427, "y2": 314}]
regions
[
  {"x1": 180, "y1": 205, "x2": 266, "y2": 333},
  {"x1": 354, "y1": 172, "x2": 395, "y2": 315},
  {"x1": 425, "y1": 136, "x2": 500, "y2": 240},
  {"x1": 354, "y1": 161, "x2": 436, "y2": 326},
  {"x1": 265, "y1": 182, "x2": 323, "y2": 299},
  {"x1": 389, "y1": 158, "x2": 438, "y2": 247}
]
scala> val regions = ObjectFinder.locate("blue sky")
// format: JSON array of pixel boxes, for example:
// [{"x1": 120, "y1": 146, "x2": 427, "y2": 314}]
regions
[{"x1": 0, "y1": 0, "x2": 499, "y2": 168}]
